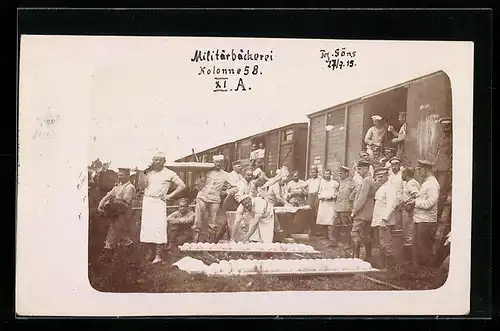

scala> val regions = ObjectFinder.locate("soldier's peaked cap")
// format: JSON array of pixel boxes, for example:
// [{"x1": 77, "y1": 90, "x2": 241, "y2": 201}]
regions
[
  {"x1": 417, "y1": 159, "x2": 435, "y2": 167},
  {"x1": 357, "y1": 160, "x2": 371, "y2": 167}
]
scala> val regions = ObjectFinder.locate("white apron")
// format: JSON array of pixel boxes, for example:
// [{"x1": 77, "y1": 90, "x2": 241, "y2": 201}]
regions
[
  {"x1": 140, "y1": 196, "x2": 168, "y2": 244},
  {"x1": 316, "y1": 200, "x2": 336, "y2": 225},
  {"x1": 249, "y1": 198, "x2": 275, "y2": 243}
]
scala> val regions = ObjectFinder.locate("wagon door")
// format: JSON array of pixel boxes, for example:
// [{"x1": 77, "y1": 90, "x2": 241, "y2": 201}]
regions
[
  {"x1": 279, "y1": 128, "x2": 295, "y2": 173},
  {"x1": 405, "y1": 72, "x2": 452, "y2": 166},
  {"x1": 266, "y1": 131, "x2": 280, "y2": 176},
  {"x1": 326, "y1": 109, "x2": 346, "y2": 179},
  {"x1": 346, "y1": 103, "x2": 365, "y2": 167},
  {"x1": 308, "y1": 115, "x2": 327, "y2": 176}
]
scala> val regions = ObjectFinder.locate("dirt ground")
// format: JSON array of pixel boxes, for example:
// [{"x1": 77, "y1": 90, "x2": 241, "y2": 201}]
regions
[{"x1": 88, "y1": 227, "x2": 448, "y2": 293}]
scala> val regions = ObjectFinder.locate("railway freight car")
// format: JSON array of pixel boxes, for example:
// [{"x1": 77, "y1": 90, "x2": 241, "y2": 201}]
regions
[
  {"x1": 306, "y1": 70, "x2": 452, "y2": 178},
  {"x1": 176, "y1": 122, "x2": 309, "y2": 193}
]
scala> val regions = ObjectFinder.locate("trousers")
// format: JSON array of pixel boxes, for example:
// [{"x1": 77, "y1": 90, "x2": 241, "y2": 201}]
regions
[
  {"x1": 412, "y1": 222, "x2": 437, "y2": 266},
  {"x1": 192, "y1": 198, "x2": 220, "y2": 232},
  {"x1": 105, "y1": 210, "x2": 132, "y2": 248}
]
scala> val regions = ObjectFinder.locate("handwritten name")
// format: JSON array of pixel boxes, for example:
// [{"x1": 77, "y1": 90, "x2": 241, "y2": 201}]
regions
[{"x1": 320, "y1": 47, "x2": 357, "y2": 71}]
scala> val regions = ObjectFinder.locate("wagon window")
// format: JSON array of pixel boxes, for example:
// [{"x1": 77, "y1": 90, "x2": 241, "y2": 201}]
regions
[{"x1": 282, "y1": 129, "x2": 294, "y2": 141}]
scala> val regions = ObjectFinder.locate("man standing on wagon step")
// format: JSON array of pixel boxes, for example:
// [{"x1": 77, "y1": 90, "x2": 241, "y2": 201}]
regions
[
  {"x1": 350, "y1": 160, "x2": 377, "y2": 261},
  {"x1": 141, "y1": 152, "x2": 186, "y2": 264}
]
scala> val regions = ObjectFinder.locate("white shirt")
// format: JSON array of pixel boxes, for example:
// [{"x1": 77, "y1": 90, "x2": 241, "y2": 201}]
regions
[
  {"x1": 318, "y1": 178, "x2": 339, "y2": 200},
  {"x1": 235, "y1": 197, "x2": 274, "y2": 243},
  {"x1": 144, "y1": 168, "x2": 179, "y2": 198},
  {"x1": 402, "y1": 178, "x2": 421, "y2": 203},
  {"x1": 413, "y1": 175, "x2": 440, "y2": 223},
  {"x1": 305, "y1": 177, "x2": 322, "y2": 194},
  {"x1": 388, "y1": 170, "x2": 404, "y2": 204},
  {"x1": 371, "y1": 180, "x2": 398, "y2": 227}
]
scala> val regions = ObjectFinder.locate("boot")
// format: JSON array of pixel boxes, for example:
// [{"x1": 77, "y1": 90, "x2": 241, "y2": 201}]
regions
[
  {"x1": 364, "y1": 243, "x2": 372, "y2": 261},
  {"x1": 334, "y1": 227, "x2": 342, "y2": 247},
  {"x1": 167, "y1": 229, "x2": 178, "y2": 251},
  {"x1": 353, "y1": 242, "x2": 361, "y2": 258},
  {"x1": 192, "y1": 230, "x2": 200, "y2": 243},
  {"x1": 214, "y1": 224, "x2": 227, "y2": 244},
  {"x1": 208, "y1": 228, "x2": 217, "y2": 243},
  {"x1": 377, "y1": 251, "x2": 387, "y2": 271},
  {"x1": 344, "y1": 227, "x2": 352, "y2": 249},
  {"x1": 327, "y1": 226, "x2": 337, "y2": 247}
]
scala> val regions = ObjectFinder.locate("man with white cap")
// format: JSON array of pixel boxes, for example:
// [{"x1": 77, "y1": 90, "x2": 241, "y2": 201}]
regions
[
  {"x1": 434, "y1": 117, "x2": 453, "y2": 220},
  {"x1": 192, "y1": 154, "x2": 239, "y2": 242},
  {"x1": 371, "y1": 167, "x2": 399, "y2": 272},
  {"x1": 364, "y1": 115, "x2": 387, "y2": 158},
  {"x1": 231, "y1": 193, "x2": 275, "y2": 243},
  {"x1": 389, "y1": 112, "x2": 407, "y2": 157},
  {"x1": 404, "y1": 159, "x2": 440, "y2": 268},
  {"x1": 141, "y1": 152, "x2": 186, "y2": 264},
  {"x1": 214, "y1": 163, "x2": 252, "y2": 243}
]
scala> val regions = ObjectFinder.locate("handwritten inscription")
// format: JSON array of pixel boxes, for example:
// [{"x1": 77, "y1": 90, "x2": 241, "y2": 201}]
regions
[
  {"x1": 191, "y1": 49, "x2": 273, "y2": 93},
  {"x1": 320, "y1": 48, "x2": 357, "y2": 71},
  {"x1": 32, "y1": 111, "x2": 60, "y2": 140}
]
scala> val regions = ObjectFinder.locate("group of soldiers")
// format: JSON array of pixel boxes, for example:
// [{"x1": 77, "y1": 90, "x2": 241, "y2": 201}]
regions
[{"x1": 96, "y1": 113, "x2": 452, "y2": 275}]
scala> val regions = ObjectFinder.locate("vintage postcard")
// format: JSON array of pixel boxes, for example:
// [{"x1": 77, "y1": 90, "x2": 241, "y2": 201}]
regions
[{"x1": 17, "y1": 35, "x2": 473, "y2": 316}]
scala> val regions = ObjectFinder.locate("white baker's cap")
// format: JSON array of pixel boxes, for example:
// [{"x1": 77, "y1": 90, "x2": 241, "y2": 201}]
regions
[
  {"x1": 213, "y1": 154, "x2": 224, "y2": 162},
  {"x1": 235, "y1": 193, "x2": 251, "y2": 203},
  {"x1": 371, "y1": 115, "x2": 382, "y2": 121}
]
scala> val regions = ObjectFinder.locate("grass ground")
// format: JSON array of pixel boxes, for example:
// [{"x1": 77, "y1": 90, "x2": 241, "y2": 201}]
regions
[{"x1": 88, "y1": 228, "x2": 447, "y2": 293}]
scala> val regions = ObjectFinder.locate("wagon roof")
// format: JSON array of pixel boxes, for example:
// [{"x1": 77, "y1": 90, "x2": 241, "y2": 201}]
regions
[
  {"x1": 176, "y1": 122, "x2": 308, "y2": 161},
  {"x1": 306, "y1": 70, "x2": 448, "y2": 118}
]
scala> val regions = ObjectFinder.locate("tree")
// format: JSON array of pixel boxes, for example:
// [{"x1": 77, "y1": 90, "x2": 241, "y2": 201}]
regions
[{"x1": 88, "y1": 158, "x2": 111, "y2": 188}]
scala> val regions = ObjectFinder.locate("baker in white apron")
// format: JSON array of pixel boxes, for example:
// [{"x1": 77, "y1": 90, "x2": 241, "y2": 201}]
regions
[
  {"x1": 316, "y1": 169, "x2": 339, "y2": 242},
  {"x1": 232, "y1": 194, "x2": 275, "y2": 243},
  {"x1": 140, "y1": 152, "x2": 186, "y2": 264}
]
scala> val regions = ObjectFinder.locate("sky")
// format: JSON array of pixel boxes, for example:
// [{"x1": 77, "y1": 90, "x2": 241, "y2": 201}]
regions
[{"x1": 19, "y1": 36, "x2": 473, "y2": 170}]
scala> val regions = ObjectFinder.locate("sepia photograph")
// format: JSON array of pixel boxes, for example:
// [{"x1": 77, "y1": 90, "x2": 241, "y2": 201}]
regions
[{"x1": 17, "y1": 34, "x2": 474, "y2": 316}]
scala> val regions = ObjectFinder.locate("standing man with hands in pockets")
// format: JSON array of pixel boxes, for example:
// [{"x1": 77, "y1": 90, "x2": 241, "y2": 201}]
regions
[{"x1": 140, "y1": 152, "x2": 186, "y2": 264}]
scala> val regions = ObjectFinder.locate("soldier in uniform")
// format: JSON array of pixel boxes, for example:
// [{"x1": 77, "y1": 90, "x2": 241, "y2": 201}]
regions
[
  {"x1": 370, "y1": 143, "x2": 385, "y2": 169},
  {"x1": 350, "y1": 160, "x2": 377, "y2": 260},
  {"x1": 435, "y1": 117, "x2": 452, "y2": 220}
]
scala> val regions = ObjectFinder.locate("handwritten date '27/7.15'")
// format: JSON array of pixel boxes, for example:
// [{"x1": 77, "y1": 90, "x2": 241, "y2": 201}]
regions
[{"x1": 320, "y1": 48, "x2": 357, "y2": 71}]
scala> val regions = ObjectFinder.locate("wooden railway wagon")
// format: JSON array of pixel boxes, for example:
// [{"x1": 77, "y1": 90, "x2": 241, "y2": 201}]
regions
[
  {"x1": 176, "y1": 122, "x2": 309, "y2": 192},
  {"x1": 306, "y1": 70, "x2": 452, "y2": 178}
]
